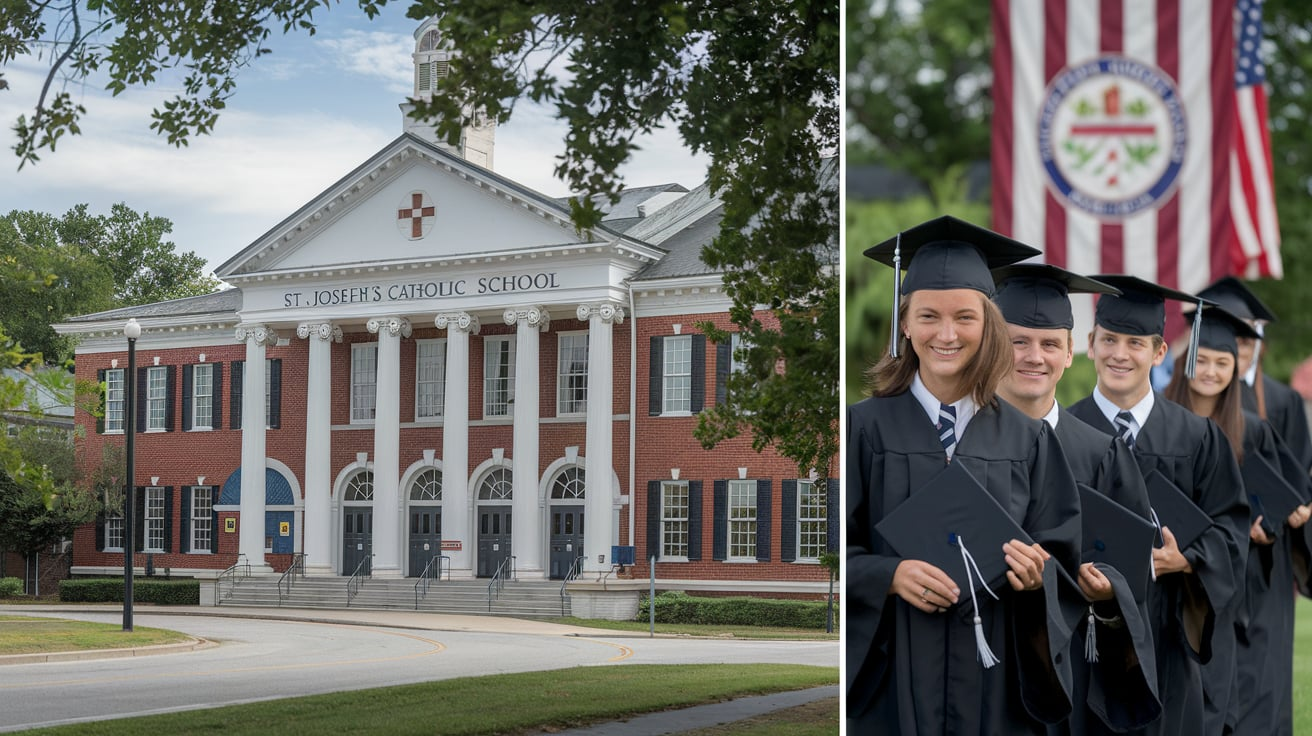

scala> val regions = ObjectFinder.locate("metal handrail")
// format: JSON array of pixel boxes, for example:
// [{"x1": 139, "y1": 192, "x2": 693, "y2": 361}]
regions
[
  {"x1": 215, "y1": 554, "x2": 250, "y2": 605},
  {"x1": 487, "y1": 555, "x2": 516, "y2": 611},
  {"x1": 559, "y1": 555, "x2": 586, "y2": 617},
  {"x1": 346, "y1": 554, "x2": 372, "y2": 606},
  {"x1": 413, "y1": 554, "x2": 450, "y2": 609},
  {"x1": 277, "y1": 553, "x2": 307, "y2": 606}
]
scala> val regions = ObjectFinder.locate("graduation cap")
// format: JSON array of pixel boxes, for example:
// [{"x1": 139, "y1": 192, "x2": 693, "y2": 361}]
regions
[
  {"x1": 992, "y1": 264, "x2": 1121, "y2": 330},
  {"x1": 1197, "y1": 276, "x2": 1278, "y2": 323},
  {"x1": 875, "y1": 459, "x2": 1033, "y2": 668},
  {"x1": 1143, "y1": 469, "x2": 1212, "y2": 552},
  {"x1": 866, "y1": 216, "x2": 1041, "y2": 357},
  {"x1": 1242, "y1": 453, "x2": 1310, "y2": 539},
  {"x1": 1089, "y1": 275, "x2": 1216, "y2": 379},
  {"x1": 1078, "y1": 483, "x2": 1156, "y2": 603},
  {"x1": 1183, "y1": 306, "x2": 1262, "y2": 357}
]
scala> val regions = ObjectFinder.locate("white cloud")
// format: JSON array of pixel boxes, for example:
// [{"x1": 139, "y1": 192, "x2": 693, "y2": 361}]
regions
[{"x1": 320, "y1": 30, "x2": 414, "y2": 94}]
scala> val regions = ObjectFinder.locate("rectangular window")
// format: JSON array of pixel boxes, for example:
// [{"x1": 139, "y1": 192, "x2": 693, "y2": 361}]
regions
[
  {"x1": 484, "y1": 337, "x2": 516, "y2": 417},
  {"x1": 661, "y1": 481, "x2": 690, "y2": 559},
  {"x1": 351, "y1": 343, "x2": 378, "y2": 422},
  {"x1": 105, "y1": 368, "x2": 125, "y2": 432},
  {"x1": 192, "y1": 364, "x2": 213, "y2": 430},
  {"x1": 728, "y1": 479, "x2": 757, "y2": 560},
  {"x1": 416, "y1": 339, "x2": 447, "y2": 419},
  {"x1": 145, "y1": 486, "x2": 165, "y2": 552},
  {"x1": 557, "y1": 333, "x2": 589, "y2": 415},
  {"x1": 730, "y1": 332, "x2": 747, "y2": 376},
  {"x1": 264, "y1": 358, "x2": 273, "y2": 427},
  {"x1": 191, "y1": 487, "x2": 213, "y2": 553},
  {"x1": 662, "y1": 335, "x2": 692, "y2": 413},
  {"x1": 146, "y1": 366, "x2": 168, "y2": 431},
  {"x1": 106, "y1": 513, "x2": 124, "y2": 551},
  {"x1": 798, "y1": 480, "x2": 826, "y2": 561}
]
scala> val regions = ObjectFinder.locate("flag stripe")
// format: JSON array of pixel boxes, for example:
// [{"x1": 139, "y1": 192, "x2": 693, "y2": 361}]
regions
[{"x1": 991, "y1": 0, "x2": 1015, "y2": 239}]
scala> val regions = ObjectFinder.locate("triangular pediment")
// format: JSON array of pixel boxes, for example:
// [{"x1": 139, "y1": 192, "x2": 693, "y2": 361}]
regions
[{"x1": 216, "y1": 135, "x2": 606, "y2": 278}]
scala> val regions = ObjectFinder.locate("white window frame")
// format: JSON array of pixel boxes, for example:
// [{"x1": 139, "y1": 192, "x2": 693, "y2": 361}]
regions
[
  {"x1": 660, "y1": 481, "x2": 690, "y2": 561},
  {"x1": 557, "y1": 332, "x2": 589, "y2": 416},
  {"x1": 483, "y1": 336, "x2": 516, "y2": 418},
  {"x1": 146, "y1": 366, "x2": 168, "y2": 431},
  {"x1": 727, "y1": 479, "x2": 757, "y2": 561},
  {"x1": 192, "y1": 364, "x2": 213, "y2": 430},
  {"x1": 351, "y1": 343, "x2": 378, "y2": 424},
  {"x1": 797, "y1": 480, "x2": 826, "y2": 562},
  {"x1": 105, "y1": 512, "x2": 124, "y2": 551},
  {"x1": 415, "y1": 338, "x2": 447, "y2": 421},
  {"x1": 144, "y1": 486, "x2": 166, "y2": 552},
  {"x1": 191, "y1": 486, "x2": 213, "y2": 553},
  {"x1": 662, "y1": 335, "x2": 693, "y2": 414},
  {"x1": 104, "y1": 368, "x2": 125, "y2": 433}
]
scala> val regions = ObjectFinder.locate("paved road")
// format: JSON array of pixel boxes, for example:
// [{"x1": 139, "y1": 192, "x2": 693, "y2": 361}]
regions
[{"x1": 0, "y1": 607, "x2": 838, "y2": 733}]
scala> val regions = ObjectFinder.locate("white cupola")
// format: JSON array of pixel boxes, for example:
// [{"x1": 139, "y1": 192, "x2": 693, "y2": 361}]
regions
[{"x1": 400, "y1": 17, "x2": 496, "y2": 169}]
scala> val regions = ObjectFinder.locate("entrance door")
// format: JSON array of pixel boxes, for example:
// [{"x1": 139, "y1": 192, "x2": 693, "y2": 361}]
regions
[
  {"x1": 477, "y1": 507, "x2": 512, "y2": 577},
  {"x1": 408, "y1": 506, "x2": 442, "y2": 577},
  {"x1": 265, "y1": 511, "x2": 295, "y2": 555},
  {"x1": 342, "y1": 508, "x2": 373, "y2": 575},
  {"x1": 549, "y1": 506, "x2": 585, "y2": 579}
]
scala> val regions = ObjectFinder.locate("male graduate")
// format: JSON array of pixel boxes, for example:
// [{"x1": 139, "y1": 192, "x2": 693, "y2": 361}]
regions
[
  {"x1": 992, "y1": 265, "x2": 1161, "y2": 734},
  {"x1": 1067, "y1": 277, "x2": 1249, "y2": 736}
]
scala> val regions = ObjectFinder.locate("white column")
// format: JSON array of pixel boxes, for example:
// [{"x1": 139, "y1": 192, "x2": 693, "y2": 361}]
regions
[
  {"x1": 297, "y1": 322, "x2": 340, "y2": 576},
  {"x1": 367, "y1": 316, "x2": 411, "y2": 578},
  {"x1": 236, "y1": 324, "x2": 277, "y2": 573},
  {"x1": 505, "y1": 305, "x2": 549, "y2": 577},
  {"x1": 435, "y1": 312, "x2": 479, "y2": 579},
  {"x1": 578, "y1": 302, "x2": 623, "y2": 575}
]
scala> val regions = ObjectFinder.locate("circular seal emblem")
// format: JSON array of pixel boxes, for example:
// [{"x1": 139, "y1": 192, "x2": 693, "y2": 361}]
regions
[
  {"x1": 396, "y1": 190, "x2": 436, "y2": 240},
  {"x1": 1038, "y1": 55, "x2": 1187, "y2": 218}
]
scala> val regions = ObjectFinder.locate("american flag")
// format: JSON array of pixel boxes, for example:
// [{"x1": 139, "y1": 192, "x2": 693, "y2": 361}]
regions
[
  {"x1": 1231, "y1": 0, "x2": 1282, "y2": 278},
  {"x1": 991, "y1": 0, "x2": 1252, "y2": 340}
]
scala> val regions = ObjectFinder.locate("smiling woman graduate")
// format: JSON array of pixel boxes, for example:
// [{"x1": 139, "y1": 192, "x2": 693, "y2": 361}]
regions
[{"x1": 846, "y1": 216, "x2": 1084, "y2": 735}]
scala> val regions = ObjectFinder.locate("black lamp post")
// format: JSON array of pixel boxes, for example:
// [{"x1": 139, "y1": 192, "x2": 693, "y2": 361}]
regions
[{"x1": 123, "y1": 317, "x2": 140, "y2": 632}]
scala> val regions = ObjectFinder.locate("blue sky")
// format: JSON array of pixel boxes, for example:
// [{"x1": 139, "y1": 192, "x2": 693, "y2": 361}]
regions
[{"x1": 0, "y1": 5, "x2": 708, "y2": 276}]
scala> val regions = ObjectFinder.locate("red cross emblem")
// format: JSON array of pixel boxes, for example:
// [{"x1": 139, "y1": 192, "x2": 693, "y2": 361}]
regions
[{"x1": 397, "y1": 191, "x2": 435, "y2": 240}]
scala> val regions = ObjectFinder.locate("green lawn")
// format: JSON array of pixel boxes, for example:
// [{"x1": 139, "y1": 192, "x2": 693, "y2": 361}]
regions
[
  {"x1": 1295, "y1": 597, "x2": 1312, "y2": 732},
  {"x1": 0, "y1": 615, "x2": 190, "y2": 654}
]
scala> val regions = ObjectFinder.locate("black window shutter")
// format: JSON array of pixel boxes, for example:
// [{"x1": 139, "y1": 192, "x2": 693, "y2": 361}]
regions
[
  {"x1": 136, "y1": 368, "x2": 148, "y2": 433},
  {"x1": 134, "y1": 487, "x2": 146, "y2": 552},
  {"x1": 690, "y1": 335, "x2": 706, "y2": 413},
  {"x1": 687, "y1": 481, "x2": 703, "y2": 561},
  {"x1": 648, "y1": 336, "x2": 663, "y2": 416},
  {"x1": 781, "y1": 479, "x2": 798, "y2": 562},
  {"x1": 714, "y1": 340, "x2": 730, "y2": 405},
  {"x1": 827, "y1": 478, "x2": 839, "y2": 553},
  {"x1": 182, "y1": 365, "x2": 193, "y2": 431},
  {"x1": 96, "y1": 369, "x2": 106, "y2": 434},
  {"x1": 181, "y1": 487, "x2": 192, "y2": 553},
  {"x1": 230, "y1": 361, "x2": 244, "y2": 429},
  {"x1": 164, "y1": 366, "x2": 176, "y2": 431},
  {"x1": 712, "y1": 480, "x2": 728, "y2": 561},
  {"x1": 211, "y1": 363, "x2": 223, "y2": 430},
  {"x1": 756, "y1": 479, "x2": 771, "y2": 562},
  {"x1": 95, "y1": 501, "x2": 106, "y2": 552},
  {"x1": 646, "y1": 480, "x2": 662, "y2": 562},
  {"x1": 164, "y1": 487, "x2": 174, "y2": 552},
  {"x1": 269, "y1": 359, "x2": 282, "y2": 429}
]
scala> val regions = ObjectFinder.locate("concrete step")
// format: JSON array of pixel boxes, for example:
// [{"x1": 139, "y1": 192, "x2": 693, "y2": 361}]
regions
[{"x1": 217, "y1": 576, "x2": 572, "y2": 616}]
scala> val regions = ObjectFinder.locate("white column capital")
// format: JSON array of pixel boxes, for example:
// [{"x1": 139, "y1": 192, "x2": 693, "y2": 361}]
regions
[
  {"x1": 235, "y1": 324, "x2": 279, "y2": 346},
  {"x1": 503, "y1": 305, "x2": 551, "y2": 330},
  {"x1": 296, "y1": 322, "x2": 343, "y2": 342},
  {"x1": 434, "y1": 312, "x2": 481, "y2": 334},
  {"x1": 367, "y1": 316, "x2": 412, "y2": 338},
  {"x1": 576, "y1": 302, "x2": 626, "y2": 324}
]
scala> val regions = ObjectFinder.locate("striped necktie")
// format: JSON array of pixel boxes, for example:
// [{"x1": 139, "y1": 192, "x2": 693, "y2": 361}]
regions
[
  {"x1": 938, "y1": 403, "x2": 957, "y2": 456},
  {"x1": 1114, "y1": 410, "x2": 1137, "y2": 450}
]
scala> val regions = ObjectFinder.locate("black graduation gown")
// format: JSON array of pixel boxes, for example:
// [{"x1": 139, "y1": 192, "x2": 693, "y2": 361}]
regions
[
  {"x1": 1068, "y1": 394, "x2": 1248, "y2": 736},
  {"x1": 847, "y1": 392, "x2": 1084, "y2": 735},
  {"x1": 1241, "y1": 374, "x2": 1312, "y2": 473},
  {"x1": 1050, "y1": 408, "x2": 1161, "y2": 736}
]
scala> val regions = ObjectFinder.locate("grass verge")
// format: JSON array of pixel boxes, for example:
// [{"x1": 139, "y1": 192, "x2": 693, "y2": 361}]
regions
[
  {"x1": 551, "y1": 616, "x2": 838, "y2": 640},
  {"x1": 679, "y1": 697, "x2": 839, "y2": 736},
  {"x1": 22, "y1": 663, "x2": 837, "y2": 736},
  {"x1": 0, "y1": 615, "x2": 191, "y2": 655}
]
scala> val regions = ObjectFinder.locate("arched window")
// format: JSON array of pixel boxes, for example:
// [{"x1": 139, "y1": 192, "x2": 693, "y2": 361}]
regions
[
  {"x1": 410, "y1": 468, "x2": 442, "y2": 501},
  {"x1": 418, "y1": 29, "x2": 442, "y2": 52},
  {"x1": 477, "y1": 468, "x2": 513, "y2": 500},
  {"x1": 345, "y1": 470, "x2": 374, "y2": 502},
  {"x1": 550, "y1": 467, "x2": 586, "y2": 499}
]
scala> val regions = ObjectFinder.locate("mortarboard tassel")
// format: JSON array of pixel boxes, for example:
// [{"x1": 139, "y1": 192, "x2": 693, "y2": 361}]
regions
[
  {"x1": 955, "y1": 533, "x2": 1001, "y2": 668},
  {"x1": 890, "y1": 233, "x2": 902, "y2": 359},
  {"x1": 1085, "y1": 606, "x2": 1099, "y2": 663},
  {"x1": 1185, "y1": 298, "x2": 1204, "y2": 379},
  {"x1": 1149, "y1": 507, "x2": 1162, "y2": 582}
]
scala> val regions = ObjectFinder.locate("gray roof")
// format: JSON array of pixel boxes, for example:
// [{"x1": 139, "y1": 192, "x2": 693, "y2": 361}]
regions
[
  {"x1": 555, "y1": 183, "x2": 690, "y2": 230},
  {"x1": 2, "y1": 368, "x2": 74, "y2": 420},
  {"x1": 630, "y1": 198, "x2": 724, "y2": 280},
  {"x1": 62, "y1": 288, "x2": 243, "y2": 323}
]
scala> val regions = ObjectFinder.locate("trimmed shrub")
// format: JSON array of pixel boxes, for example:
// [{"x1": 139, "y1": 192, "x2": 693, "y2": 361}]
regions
[
  {"x1": 59, "y1": 577, "x2": 199, "y2": 605},
  {"x1": 0, "y1": 577, "x2": 22, "y2": 597},
  {"x1": 636, "y1": 590, "x2": 837, "y2": 629}
]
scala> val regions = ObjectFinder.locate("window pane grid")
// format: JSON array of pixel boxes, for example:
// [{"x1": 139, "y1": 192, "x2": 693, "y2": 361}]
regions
[
  {"x1": 484, "y1": 338, "x2": 516, "y2": 417},
  {"x1": 409, "y1": 468, "x2": 443, "y2": 501},
  {"x1": 661, "y1": 481, "x2": 689, "y2": 558},
  {"x1": 145, "y1": 487, "x2": 165, "y2": 551},
  {"x1": 557, "y1": 333, "x2": 589, "y2": 414},
  {"x1": 193, "y1": 364, "x2": 213, "y2": 429},
  {"x1": 105, "y1": 369, "x2": 125, "y2": 432},
  {"x1": 416, "y1": 340, "x2": 447, "y2": 418},
  {"x1": 478, "y1": 468, "x2": 513, "y2": 500},
  {"x1": 192, "y1": 487, "x2": 213, "y2": 551},
  {"x1": 798, "y1": 480, "x2": 826, "y2": 560},
  {"x1": 663, "y1": 336, "x2": 692, "y2": 413},
  {"x1": 550, "y1": 467, "x2": 586, "y2": 499},
  {"x1": 106, "y1": 515, "x2": 124, "y2": 550},
  {"x1": 147, "y1": 367, "x2": 167, "y2": 430},
  {"x1": 728, "y1": 480, "x2": 757, "y2": 560},
  {"x1": 352, "y1": 345, "x2": 378, "y2": 422}
]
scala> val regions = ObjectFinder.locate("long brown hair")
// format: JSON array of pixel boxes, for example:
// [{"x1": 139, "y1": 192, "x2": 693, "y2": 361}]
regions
[
  {"x1": 1163, "y1": 352, "x2": 1245, "y2": 463},
  {"x1": 867, "y1": 290, "x2": 1012, "y2": 408}
]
